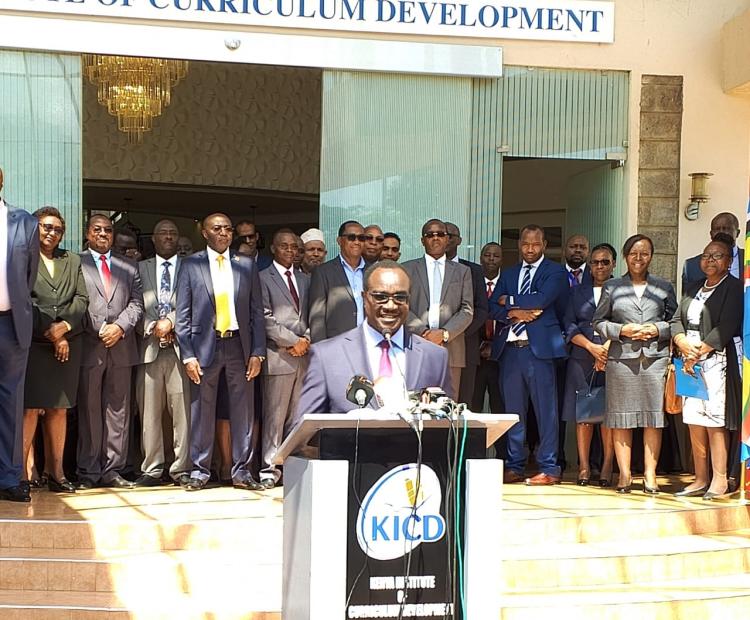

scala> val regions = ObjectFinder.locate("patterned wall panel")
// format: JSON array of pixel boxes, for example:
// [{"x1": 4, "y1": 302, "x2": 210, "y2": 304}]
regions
[{"x1": 83, "y1": 62, "x2": 322, "y2": 196}]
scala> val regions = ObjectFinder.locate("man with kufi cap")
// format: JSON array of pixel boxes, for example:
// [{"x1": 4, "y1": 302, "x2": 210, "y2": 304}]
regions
[{"x1": 300, "y1": 228, "x2": 327, "y2": 275}]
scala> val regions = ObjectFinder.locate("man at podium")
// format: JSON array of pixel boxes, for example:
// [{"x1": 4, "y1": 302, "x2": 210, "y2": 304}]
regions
[{"x1": 295, "y1": 260, "x2": 451, "y2": 417}]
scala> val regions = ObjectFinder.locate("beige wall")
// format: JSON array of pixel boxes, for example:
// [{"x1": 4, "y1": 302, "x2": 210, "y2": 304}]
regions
[{"x1": 83, "y1": 62, "x2": 321, "y2": 196}]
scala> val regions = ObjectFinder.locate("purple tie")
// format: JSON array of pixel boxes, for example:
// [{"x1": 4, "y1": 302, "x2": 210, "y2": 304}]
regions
[{"x1": 378, "y1": 340, "x2": 392, "y2": 378}]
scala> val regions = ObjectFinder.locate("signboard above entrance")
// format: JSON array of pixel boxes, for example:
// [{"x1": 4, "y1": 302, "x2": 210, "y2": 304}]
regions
[{"x1": 5, "y1": 0, "x2": 615, "y2": 43}]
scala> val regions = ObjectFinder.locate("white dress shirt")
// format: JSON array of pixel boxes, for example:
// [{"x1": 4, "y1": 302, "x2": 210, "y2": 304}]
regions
[
  {"x1": 273, "y1": 260, "x2": 299, "y2": 297},
  {"x1": 506, "y1": 255, "x2": 545, "y2": 342},
  {"x1": 363, "y1": 322, "x2": 407, "y2": 408},
  {"x1": 88, "y1": 248, "x2": 113, "y2": 290},
  {"x1": 0, "y1": 199, "x2": 10, "y2": 311},
  {"x1": 565, "y1": 262, "x2": 587, "y2": 285},
  {"x1": 155, "y1": 254, "x2": 177, "y2": 297},
  {"x1": 425, "y1": 254, "x2": 446, "y2": 329},
  {"x1": 207, "y1": 247, "x2": 239, "y2": 331}
]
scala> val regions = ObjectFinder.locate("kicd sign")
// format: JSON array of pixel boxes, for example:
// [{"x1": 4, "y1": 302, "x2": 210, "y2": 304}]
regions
[{"x1": 4, "y1": 0, "x2": 615, "y2": 42}]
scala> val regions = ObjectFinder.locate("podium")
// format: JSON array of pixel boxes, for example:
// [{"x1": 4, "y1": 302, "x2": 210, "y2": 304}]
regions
[{"x1": 277, "y1": 411, "x2": 518, "y2": 620}]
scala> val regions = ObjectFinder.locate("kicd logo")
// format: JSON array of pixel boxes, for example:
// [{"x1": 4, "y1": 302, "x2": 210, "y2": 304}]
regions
[{"x1": 357, "y1": 464, "x2": 446, "y2": 560}]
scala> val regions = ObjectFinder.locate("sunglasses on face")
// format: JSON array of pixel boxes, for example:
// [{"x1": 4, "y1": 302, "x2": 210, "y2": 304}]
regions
[
  {"x1": 367, "y1": 291, "x2": 410, "y2": 305},
  {"x1": 423, "y1": 231, "x2": 447, "y2": 239},
  {"x1": 342, "y1": 234, "x2": 367, "y2": 242},
  {"x1": 591, "y1": 259, "x2": 612, "y2": 266},
  {"x1": 364, "y1": 235, "x2": 385, "y2": 243},
  {"x1": 91, "y1": 226, "x2": 113, "y2": 234},
  {"x1": 40, "y1": 223, "x2": 64, "y2": 236}
]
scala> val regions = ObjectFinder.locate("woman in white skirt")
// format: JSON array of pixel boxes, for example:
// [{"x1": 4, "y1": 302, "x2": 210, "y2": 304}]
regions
[{"x1": 671, "y1": 234, "x2": 743, "y2": 500}]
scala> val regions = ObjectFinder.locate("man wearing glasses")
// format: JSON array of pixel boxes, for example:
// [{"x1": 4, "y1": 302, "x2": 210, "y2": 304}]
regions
[
  {"x1": 402, "y1": 219, "x2": 473, "y2": 400},
  {"x1": 362, "y1": 225, "x2": 385, "y2": 263},
  {"x1": 295, "y1": 261, "x2": 450, "y2": 416},
  {"x1": 309, "y1": 220, "x2": 371, "y2": 343},
  {"x1": 0, "y1": 167, "x2": 39, "y2": 502},
  {"x1": 235, "y1": 220, "x2": 272, "y2": 271}
]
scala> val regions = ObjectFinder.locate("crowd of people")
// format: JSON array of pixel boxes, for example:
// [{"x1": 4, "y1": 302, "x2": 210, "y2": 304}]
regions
[{"x1": 0, "y1": 163, "x2": 745, "y2": 502}]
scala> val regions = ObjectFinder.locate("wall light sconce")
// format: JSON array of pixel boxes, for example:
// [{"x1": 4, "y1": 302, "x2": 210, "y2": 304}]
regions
[{"x1": 684, "y1": 172, "x2": 713, "y2": 221}]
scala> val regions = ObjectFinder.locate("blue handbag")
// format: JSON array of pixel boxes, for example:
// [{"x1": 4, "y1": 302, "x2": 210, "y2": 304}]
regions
[{"x1": 575, "y1": 371, "x2": 605, "y2": 424}]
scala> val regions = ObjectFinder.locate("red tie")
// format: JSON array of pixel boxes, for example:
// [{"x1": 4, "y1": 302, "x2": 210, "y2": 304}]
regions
[
  {"x1": 100, "y1": 255, "x2": 112, "y2": 297},
  {"x1": 485, "y1": 280, "x2": 495, "y2": 341},
  {"x1": 285, "y1": 270, "x2": 300, "y2": 313}
]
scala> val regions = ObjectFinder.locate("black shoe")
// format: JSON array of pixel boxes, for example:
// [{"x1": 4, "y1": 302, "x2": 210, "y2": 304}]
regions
[
  {"x1": 103, "y1": 475, "x2": 135, "y2": 489},
  {"x1": 174, "y1": 474, "x2": 192, "y2": 488},
  {"x1": 233, "y1": 477, "x2": 263, "y2": 491},
  {"x1": 576, "y1": 477, "x2": 590, "y2": 486},
  {"x1": 134, "y1": 475, "x2": 166, "y2": 488},
  {"x1": 184, "y1": 477, "x2": 206, "y2": 492},
  {"x1": 19, "y1": 480, "x2": 31, "y2": 494},
  {"x1": 75, "y1": 479, "x2": 96, "y2": 490},
  {"x1": 260, "y1": 478, "x2": 275, "y2": 490},
  {"x1": 0, "y1": 485, "x2": 31, "y2": 502},
  {"x1": 48, "y1": 477, "x2": 76, "y2": 493}
]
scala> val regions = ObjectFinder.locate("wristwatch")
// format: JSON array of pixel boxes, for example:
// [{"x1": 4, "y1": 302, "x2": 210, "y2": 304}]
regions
[
  {"x1": 254, "y1": 355, "x2": 266, "y2": 363},
  {"x1": 442, "y1": 330, "x2": 450, "y2": 343}
]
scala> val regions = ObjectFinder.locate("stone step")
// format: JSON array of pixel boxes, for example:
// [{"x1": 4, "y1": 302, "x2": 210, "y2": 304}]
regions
[
  {"x1": 0, "y1": 589, "x2": 281, "y2": 619},
  {"x1": 501, "y1": 572, "x2": 750, "y2": 620},
  {"x1": 0, "y1": 548, "x2": 281, "y2": 597},
  {"x1": 503, "y1": 528, "x2": 750, "y2": 590}
]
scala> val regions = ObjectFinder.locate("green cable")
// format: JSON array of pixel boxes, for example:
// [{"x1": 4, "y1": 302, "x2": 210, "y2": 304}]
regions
[{"x1": 454, "y1": 412, "x2": 468, "y2": 619}]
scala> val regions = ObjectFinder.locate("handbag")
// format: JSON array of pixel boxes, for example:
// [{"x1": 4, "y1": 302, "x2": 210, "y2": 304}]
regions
[
  {"x1": 664, "y1": 360, "x2": 682, "y2": 414},
  {"x1": 575, "y1": 370, "x2": 605, "y2": 424}
]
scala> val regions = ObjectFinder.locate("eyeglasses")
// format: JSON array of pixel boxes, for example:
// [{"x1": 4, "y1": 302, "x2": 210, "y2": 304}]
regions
[
  {"x1": 700, "y1": 252, "x2": 727, "y2": 261},
  {"x1": 40, "y1": 223, "x2": 64, "y2": 236},
  {"x1": 591, "y1": 259, "x2": 612, "y2": 266},
  {"x1": 91, "y1": 225, "x2": 113, "y2": 234},
  {"x1": 423, "y1": 231, "x2": 447, "y2": 239},
  {"x1": 342, "y1": 233, "x2": 367, "y2": 242},
  {"x1": 367, "y1": 291, "x2": 410, "y2": 305},
  {"x1": 364, "y1": 235, "x2": 385, "y2": 243},
  {"x1": 210, "y1": 225, "x2": 234, "y2": 233}
]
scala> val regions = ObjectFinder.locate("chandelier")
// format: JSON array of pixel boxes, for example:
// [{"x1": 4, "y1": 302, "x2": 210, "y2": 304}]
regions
[{"x1": 83, "y1": 55, "x2": 189, "y2": 144}]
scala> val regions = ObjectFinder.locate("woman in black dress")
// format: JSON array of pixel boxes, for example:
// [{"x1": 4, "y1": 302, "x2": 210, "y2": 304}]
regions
[{"x1": 23, "y1": 207, "x2": 88, "y2": 493}]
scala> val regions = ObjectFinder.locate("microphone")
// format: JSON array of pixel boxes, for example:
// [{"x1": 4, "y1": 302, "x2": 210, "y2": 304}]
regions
[{"x1": 346, "y1": 375, "x2": 375, "y2": 408}]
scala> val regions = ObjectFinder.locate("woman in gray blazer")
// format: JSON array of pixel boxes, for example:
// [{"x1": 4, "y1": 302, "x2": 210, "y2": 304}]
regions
[
  {"x1": 593, "y1": 234, "x2": 677, "y2": 494},
  {"x1": 23, "y1": 207, "x2": 88, "y2": 493}
]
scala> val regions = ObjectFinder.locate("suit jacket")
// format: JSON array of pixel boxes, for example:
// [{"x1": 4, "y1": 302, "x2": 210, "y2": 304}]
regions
[
  {"x1": 4, "y1": 204, "x2": 39, "y2": 348},
  {"x1": 489, "y1": 258, "x2": 569, "y2": 360},
  {"x1": 682, "y1": 247, "x2": 744, "y2": 292},
  {"x1": 593, "y1": 273, "x2": 677, "y2": 360},
  {"x1": 563, "y1": 284, "x2": 602, "y2": 361},
  {"x1": 260, "y1": 265, "x2": 310, "y2": 375},
  {"x1": 670, "y1": 275, "x2": 743, "y2": 351},
  {"x1": 458, "y1": 258, "x2": 489, "y2": 366},
  {"x1": 309, "y1": 257, "x2": 367, "y2": 343},
  {"x1": 175, "y1": 250, "x2": 266, "y2": 367},
  {"x1": 255, "y1": 254, "x2": 273, "y2": 271},
  {"x1": 31, "y1": 249, "x2": 88, "y2": 341},
  {"x1": 402, "y1": 257, "x2": 474, "y2": 367},
  {"x1": 79, "y1": 251, "x2": 144, "y2": 367},
  {"x1": 565, "y1": 264, "x2": 594, "y2": 288},
  {"x1": 138, "y1": 256, "x2": 182, "y2": 364},
  {"x1": 295, "y1": 326, "x2": 451, "y2": 416}
]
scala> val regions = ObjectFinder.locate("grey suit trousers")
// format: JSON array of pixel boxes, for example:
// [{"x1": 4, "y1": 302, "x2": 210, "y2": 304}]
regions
[
  {"x1": 260, "y1": 360, "x2": 307, "y2": 482},
  {"x1": 136, "y1": 347, "x2": 191, "y2": 480}
]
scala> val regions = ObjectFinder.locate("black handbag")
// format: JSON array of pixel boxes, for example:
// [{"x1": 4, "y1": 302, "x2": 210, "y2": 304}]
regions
[{"x1": 575, "y1": 370, "x2": 605, "y2": 424}]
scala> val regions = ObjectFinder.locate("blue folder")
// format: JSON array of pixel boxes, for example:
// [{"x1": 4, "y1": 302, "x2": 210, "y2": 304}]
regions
[{"x1": 673, "y1": 358, "x2": 709, "y2": 400}]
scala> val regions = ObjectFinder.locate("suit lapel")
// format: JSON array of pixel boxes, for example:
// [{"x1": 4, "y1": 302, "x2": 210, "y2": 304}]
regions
[
  {"x1": 440, "y1": 260, "x2": 455, "y2": 304},
  {"x1": 142, "y1": 258, "x2": 157, "y2": 298},
  {"x1": 37, "y1": 255, "x2": 55, "y2": 288},
  {"x1": 170, "y1": 257, "x2": 180, "y2": 307},
  {"x1": 230, "y1": 252, "x2": 241, "y2": 305},
  {"x1": 335, "y1": 259, "x2": 355, "y2": 301},
  {"x1": 270, "y1": 265, "x2": 296, "y2": 308},
  {"x1": 82, "y1": 252, "x2": 106, "y2": 299},
  {"x1": 198, "y1": 252, "x2": 215, "y2": 303},
  {"x1": 404, "y1": 332, "x2": 423, "y2": 389},
  {"x1": 343, "y1": 328, "x2": 377, "y2": 409},
  {"x1": 108, "y1": 255, "x2": 123, "y2": 301},
  {"x1": 415, "y1": 258, "x2": 430, "y2": 301}
]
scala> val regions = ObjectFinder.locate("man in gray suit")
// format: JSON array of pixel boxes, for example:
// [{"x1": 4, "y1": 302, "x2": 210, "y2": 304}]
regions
[
  {"x1": 296, "y1": 261, "x2": 451, "y2": 417},
  {"x1": 259, "y1": 230, "x2": 311, "y2": 488},
  {"x1": 308, "y1": 220, "x2": 368, "y2": 343},
  {"x1": 77, "y1": 215, "x2": 144, "y2": 489},
  {"x1": 0, "y1": 167, "x2": 39, "y2": 502},
  {"x1": 402, "y1": 219, "x2": 473, "y2": 399},
  {"x1": 135, "y1": 219, "x2": 191, "y2": 488}
]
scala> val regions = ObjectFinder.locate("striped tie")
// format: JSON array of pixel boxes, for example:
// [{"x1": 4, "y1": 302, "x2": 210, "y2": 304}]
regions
[{"x1": 511, "y1": 264, "x2": 533, "y2": 337}]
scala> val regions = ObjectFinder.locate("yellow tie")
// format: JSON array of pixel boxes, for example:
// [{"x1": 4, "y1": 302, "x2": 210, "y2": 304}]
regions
[{"x1": 215, "y1": 255, "x2": 231, "y2": 334}]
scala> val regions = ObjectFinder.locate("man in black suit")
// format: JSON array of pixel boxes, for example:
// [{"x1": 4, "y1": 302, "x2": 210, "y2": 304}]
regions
[
  {"x1": 175, "y1": 213, "x2": 267, "y2": 491},
  {"x1": 445, "y1": 222, "x2": 489, "y2": 406},
  {"x1": 0, "y1": 167, "x2": 39, "y2": 502},
  {"x1": 682, "y1": 212, "x2": 744, "y2": 291},
  {"x1": 563, "y1": 234, "x2": 592, "y2": 287},
  {"x1": 308, "y1": 220, "x2": 368, "y2": 343}
]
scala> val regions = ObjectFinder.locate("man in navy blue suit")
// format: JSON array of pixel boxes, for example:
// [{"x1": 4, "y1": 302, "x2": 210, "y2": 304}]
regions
[
  {"x1": 489, "y1": 225, "x2": 569, "y2": 485},
  {"x1": 175, "y1": 213, "x2": 267, "y2": 491},
  {"x1": 0, "y1": 167, "x2": 39, "y2": 502}
]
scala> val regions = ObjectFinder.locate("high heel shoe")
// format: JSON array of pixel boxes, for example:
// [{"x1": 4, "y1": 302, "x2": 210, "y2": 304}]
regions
[
  {"x1": 643, "y1": 482, "x2": 660, "y2": 495},
  {"x1": 616, "y1": 479, "x2": 632, "y2": 494},
  {"x1": 576, "y1": 477, "x2": 590, "y2": 486},
  {"x1": 674, "y1": 485, "x2": 708, "y2": 497},
  {"x1": 598, "y1": 474, "x2": 613, "y2": 488},
  {"x1": 702, "y1": 488, "x2": 730, "y2": 501},
  {"x1": 47, "y1": 476, "x2": 76, "y2": 493}
]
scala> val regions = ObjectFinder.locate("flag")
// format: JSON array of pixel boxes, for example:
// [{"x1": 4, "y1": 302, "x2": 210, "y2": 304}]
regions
[{"x1": 742, "y1": 197, "x2": 750, "y2": 463}]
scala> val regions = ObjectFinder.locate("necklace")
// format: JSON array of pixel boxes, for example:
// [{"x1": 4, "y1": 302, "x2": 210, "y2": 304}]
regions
[{"x1": 702, "y1": 274, "x2": 728, "y2": 291}]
